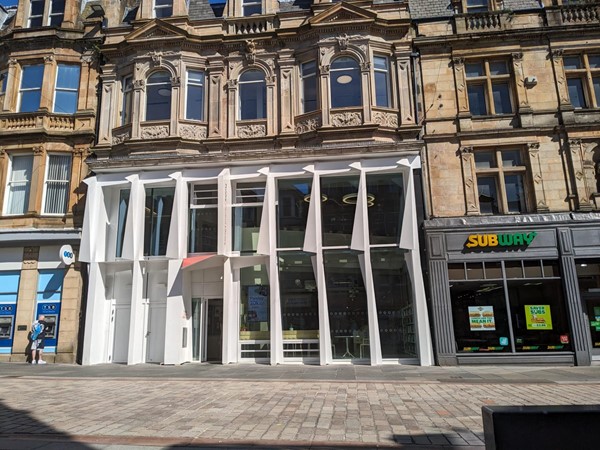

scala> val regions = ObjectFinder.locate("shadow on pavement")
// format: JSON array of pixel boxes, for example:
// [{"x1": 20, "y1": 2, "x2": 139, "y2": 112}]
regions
[{"x1": 0, "y1": 399, "x2": 95, "y2": 449}]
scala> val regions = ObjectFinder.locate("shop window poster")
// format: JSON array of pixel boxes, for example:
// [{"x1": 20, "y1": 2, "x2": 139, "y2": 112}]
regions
[
  {"x1": 525, "y1": 305, "x2": 553, "y2": 330},
  {"x1": 468, "y1": 306, "x2": 496, "y2": 331},
  {"x1": 247, "y1": 286, "x2": 268, "y2": 322}
]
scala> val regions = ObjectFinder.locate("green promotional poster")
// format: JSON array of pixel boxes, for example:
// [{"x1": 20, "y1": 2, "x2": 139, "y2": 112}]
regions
[{"x1": 525, "y1": 305, "x2": 553, "y2": 330}]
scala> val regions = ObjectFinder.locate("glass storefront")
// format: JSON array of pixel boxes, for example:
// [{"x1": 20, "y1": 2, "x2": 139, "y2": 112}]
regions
[
  {"x1": 278, "y1": 252, "x2": 319, "y2": 359},
  {"x1": 277, "y1": 179, "x2": 312, "y2": 249},
  {"x1": 239, "y1": 264, "x2": 270, "y2": 359},
  {"x1": 366, "y1": 173, "x2": 404, "y2": 245},
  {"x1": 371, "y1": 248, "x2": 416, "y2": 358},
  {"x1": 233, "y1": 183, "x2": 264, "y2": 254},
  {"x1": 189, "y1": 184, "x2": 218, "y2": 253},
  {"x1": 449, "y1": 260, "x2": 572, "y2": 354},
  {"x1": 576, "y1": 261, "x2": 600, "y2": 352},
  {"x1": 321, "y1": 176, "x2": 359, "y2": 247},
  {"x1": 323, "y1": 250, "x2": 369, "y2": 360}
]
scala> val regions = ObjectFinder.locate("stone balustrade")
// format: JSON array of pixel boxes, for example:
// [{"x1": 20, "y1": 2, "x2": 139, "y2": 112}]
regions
[
  {"x1": 226, "y1": 15, "x2": 276, "y2": 35},
  {"x1": 456, "y1": 11, "x2": 509, "y2": 34},
  {"x1": 0, "y1": 111, "x2": 93, "y2": 133}
]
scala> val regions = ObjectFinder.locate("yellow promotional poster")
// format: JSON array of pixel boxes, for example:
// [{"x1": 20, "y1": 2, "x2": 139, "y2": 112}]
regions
[{"x1": 525, "y1": 305, "x2": 553, "y2": 330}]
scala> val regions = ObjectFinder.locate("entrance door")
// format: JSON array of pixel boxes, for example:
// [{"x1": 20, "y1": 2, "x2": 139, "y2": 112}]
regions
[
  {"x1": 205, "y1": 299, "x2": 223, "y2": 362},
  {"x1": 146, "y1": 302, "x2": 166, "y2": 363},
  {"x1": 583, "y1": 293, "x2": 600, "y2": 358}
]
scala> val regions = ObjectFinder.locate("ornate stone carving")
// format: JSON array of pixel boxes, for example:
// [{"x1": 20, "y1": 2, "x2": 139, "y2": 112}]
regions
[
  {"x1": 551, "y1": 49, "x2": 564, "y2": 59},
  {"x1": 373, "y1": 111, "x2": 398, "y2": 128},
  {"x1": 81, "y1": 53, "x2": 95, "y2": 65},
  {"x1": 266, "y1": 75, "x2": 276, "y2": 84},
  {"x1": 44, "y1": 55, "x2": 54, "y2": 63},
  {"x1": 133, "y1": 79, "x2": 145, "y2": 89},
  {"x1": 452, "y1": 57, "x2": 465, "y2": 66},
  {"x1": 180, "y1": 124, "x2": 207, "y2": 141},
  {"x1": 33, "y1": 145, "x2": 44, "y2": 155},
  {"x1": 245, "y1": 39, "x2": 257, "y2": 63},
  {"x1": 141, "y1": 125, "x2": 169, "y2": 140},
  {"x1": 331, "y1": 112, "x2": 362, "y2": 127},
  {"x1": 319, "y1": 65, "x2": 330, "y2": 75},
  {"x1": 511, "y1": 52, "x2": 524, "y2": 62},
  {"x1": 23, "y1": 246, "x2": 39, "y2": 269},
  {"x1": 112, "y1": 130, "x2": 131, "y2": 145},
  {"x1": 237, "y1": 124, "x2": 266, "y2": 138},
  {"x1": 360, "y1": 62, "x2": 371, "y2": 71},
  {"x1": 170, "y1": 76, "x2": 181, "y2": 87},
  {"x1": 296, "y1": 116, "x2": 321, "y2": 134},
  {"x1": 8, "y1": 58, "x2": 17, "y2": 67},
  {"x1": 336, "y1": 33, "x2": 350, "y2": 50},
  {"x1": 226, "y1": 79, "x2": 238, "y2": 89}
]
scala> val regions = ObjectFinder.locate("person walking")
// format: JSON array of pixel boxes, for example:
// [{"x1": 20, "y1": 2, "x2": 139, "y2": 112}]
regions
[{"x1": 30, "y1": 315, "x2": 47, "y2": 364}]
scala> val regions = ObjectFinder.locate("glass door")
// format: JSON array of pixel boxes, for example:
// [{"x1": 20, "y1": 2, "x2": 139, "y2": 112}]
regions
[{"x1": 575, "y1": 262, "x2": 600, "y2": 358}]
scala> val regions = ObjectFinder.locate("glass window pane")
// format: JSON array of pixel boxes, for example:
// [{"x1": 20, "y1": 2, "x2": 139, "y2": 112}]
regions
[
  {"x1": 50, "y1": 0, "x2": 65, "y2": 13},
  {"x1": 477, "y1": 176, "x2": 499, "y2": 214},
  {"x1": 186, "y1": 84, "x2": 204, "y2": 121},
  {"x1": 0, "y1": 271, "x2": 21, "y2": 295},
  {"x1": 524, "y1": 260, "x2": 543, "y2": 278},
  {"x1": 484, "y1": 262, "x2": 503, "y2": 279},
  {"x1": 192, "y1": 184, "x2": 218, "y2": 205},
  {"x1": 468, "y1": 84, "x2": 487, "y2": 116},
  {"x1": 239, "y1": 265, "x2": 270, "y2": 358},
  {"x1": 543, "y1": 260, "x2": 560, "y2": 278},
  {"x1": 374, "y1": 56, "x2": 388, "y2": 71},
  {"x1": 371, "y1": 248, "x2": 415, "y2": 358},
  {"x1": 466, "y1": 262, "x2": 484, "y2": 280},
  {"x1": 30, "y1": 0, "x2": 44, "y2": 16},
  {"x1": 19, "y1": 91, "x2": 42, "y2": 112},
  {"x1": 465, "y1": 62, "x2": 484, "y2": 78},
  {"x1": 22, "y1": 65, "x2": 44, "y2": 88},
  {"x1": 375, "y1": 71, "x2": 389, "y2": 107},
  {"x1": 576, "y1": 262, "x2": 600, "y2": 349},
  {"x1": 44, "y1": 154, "x2": 71, "y2": 214},
  {"x1": 189, "y1": 208, "x2": 218, "y2": 253},
  {"x1": 321, "y1": 175, "x2": 359, "y2": 247},
  {"x1": 7, "y1": 155, "x2": 33, "y2": 215},
  {"x1": 277, "y1": 178, "x2": 311, "y2": 248},
  {"x1": 54, "y1": 91, "x2": 78, "y2": 114},
  {"x1": 367, "y1": 173, "x2": 404, "y2": 245},
  {"x1": 143, "y1": 187, "x2": 175, "y2": 256},
  {"x1": 501, "y1": 150, "x2": 522, "y2": 167},
  {"x1": 324, "y1": 250, "x2": 368, "y2": 360},
  {"x1": 505, "y1": 260, "x2": 523, "y2": 278},
  {"x1": 240, "y1": 70, "x2": 264, "y2": 83},
  {"x1": 243, "y1": 3, "x2": 262, "y2": 16},
  {"x1": 235, "y1": 183, "x2": 265, "y2": 203},
  {"x1": 278, "y1": 252, "x2": 319, "y2": 339},
  {"x1": 56, "y1": 65, "x2": 80, "y2": 90},
  {"x1": 563, "y1": 56, "x2": 582, "y2": 70},
  {"x1": 0, "y1": 71, "x2": 7, "y2": 94},
  {"x1": 239, "y1": 71, "x2": 266, "y2": 120},
  {"x1": 301, "y1": 62, "x2": 317, "y2": 113},
  {"x1": 508, "y1": 280, "x2": 572, "y2": 352},
  {"x1": 489, "y1": 61, "x2": 509, "y2": 75},
  {"x1": 593, "y1": 77, "x2": 600, "y2": 108},
  {"x1": 504, "y1": 174, "x2": 526, "y2": 213},
  {"x1": 330, "y1": 57, "x2": 361, "y2": 108},
  {"x1": 233, "y1": 206, "x2": 262, "y2": 253},
  {"x1": 154, "y1": 5, "x2": 173, "y2": 18},
  {"x1": 492, "y1": 82, "x2": 512, "y2": 114},
  {"x1": 568, "y1": 78, "x2": 587, "y2": 108},
  {"x1": 448, "y1": 263, "x2": 465, "y2": 280},
  {"x1": 474, "y1": 151, "x2": 496, "y2": 169},
  {"x1": 146, "y1": 72, "x2": 171, "y2": 121},
  {"x1": 451, "y1": 281, "x2": 510, "y2": 353},
  {"x1": 588, "y1": 55, "x2": 600, "y2": 69}
]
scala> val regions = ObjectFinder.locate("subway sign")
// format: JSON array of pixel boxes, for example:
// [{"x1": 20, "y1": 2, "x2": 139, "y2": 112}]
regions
[{"x1": 465, "y1": 232, "x2": 537, "y2": 249}]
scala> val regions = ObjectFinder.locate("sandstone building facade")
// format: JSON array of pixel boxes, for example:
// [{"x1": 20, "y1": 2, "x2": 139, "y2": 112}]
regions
[
  {"x1": 415, "y1": 0, "x2": 600, "y2": 365},
  {"x1": 0, "y1": 0, "x2": 100, "y2": 362}
]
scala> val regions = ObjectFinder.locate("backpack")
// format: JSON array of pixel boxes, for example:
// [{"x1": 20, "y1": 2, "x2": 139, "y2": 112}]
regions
[{"x1": 31, "y1": 322, "x2": 44, "y2": 341}]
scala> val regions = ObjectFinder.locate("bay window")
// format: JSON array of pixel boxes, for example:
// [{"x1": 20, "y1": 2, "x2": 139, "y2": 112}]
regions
[
  {"x1": 186, "y1": 70, "x2": 205, "y2": 121},
  {"x1": 239, "y1": 70, "x2": 266, "y2": 120},
  {"x1": 301, "y1": 61, "x2": 317, "y2": 113},
  {"x1": 53, "y1": 65, "x2": 80, "y2": 114},
  {"x1": 146, "y1": 71, "x2": 171, "y2": 121},
  {"x1": 330, "y1": 57, "x2": 362, "y2": 108},
  {"x1": 373, "y1": 56, "x2": 390, "y2": 108}
]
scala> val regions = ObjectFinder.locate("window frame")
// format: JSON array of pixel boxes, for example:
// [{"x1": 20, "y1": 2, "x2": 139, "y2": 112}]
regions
[
  {"x1": 473, "y1": 148, "x2": 529, "y2": 215},
  {"x1": 185, "y1": 69, "x2": 205, "y2": 121},
  {"x1": 373, "y1": 55, "x2": 391, "y2": 108},
  {"x1": 466, "y1": 59, "x2": 514, "y2": 116},
  {"x1": 189, "y1": 183, "x2": 219, "y2": 253},
  {"x1": 0, "y1": 69, "x2": 7, "y2": 96},
  {"x1": 41, "y1": 153, "x2": 72, "y2": 216},
  {"x1": 153, "y1": 0, "x2": 173, "y2": 18},
  {"x1": 300, "y1": 61, "x2": 318, "y2": 114},
  {"x1": 564, "y1": 53, "x2": 600, "y2": 109},
  {"x1": 28, "y1": 0, "x2": 45, "y2": 28},
  {"x1": 463, "y1": 0, "x2": 493, "y2": 13},
  {"x1": 18, "y1": 64, "x2": 44, "y2": 113},
  {"x1": 53, "y1": 64, "x2": 80, "y2": 115},
  {"x1": 238, "y1": 69, "x2": 267, "y2": 120},
  {"x1": 120, "y1": 75, "x2": 133, "y2": 126},
  {"x1": 3, "y1": 153, "x2": 34, "y2": 216},
  {"x1": 47, "y1": 0, "x2": 65, "y2": 26},
  {"x1": 145, "y1": 70, "x2": 172, "y2": 122},
  {"x1": 329, "y1": 56, "x2": 362, "y2": 109},
  {"x1": 242, "y1": 0, "x2": 262, "y2": 16}
]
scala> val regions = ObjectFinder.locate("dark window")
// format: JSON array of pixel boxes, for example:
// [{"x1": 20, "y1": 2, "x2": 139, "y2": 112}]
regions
[
  {"x1": 277, "y1": 178, "x2": 312, "y2": 249},
  {"x1": 48, "y1": 0, "x2": 65, "y2": 26},
  {"x1": 186, "y1": 70, "x2": 205, "y2": 121},
  {"x1": 366, "y1": 173, "x2": 404, "y2": 245},
  {"x1": 28, "y1": 0, "x2": 44, "y2": 27},
  {"x1": 301, "y1": 61, "x2": 317, "y2": 113},
  {"x1": 121, "y1": 76, "x2": 133, "y2": 126},
  {"x1": 242, "y1": 0, "x2": 262, "y2": 16},
  {"x1": 320, "y1": 175, "x2": 359, "y2": 247},
  {"x1": 373, "y1": 56, "x2": 390, "y2": 108},
  {"x1": 239, "y1": 70, "x2": 266, "y2": 120},
  {"x1": 189, "y1": 184, "x2": 218, "y2": 253},
  {"x1": 19, "y1": 65, "x2": 44, "y2": 112},
  {"x1": 154, "y1": 0, "x2": 173, "y2": 18},
  {"x1": 233, "y1": 182, "x2": 265, "y2": 253},
  {"x1": 54, "y1": 65, "x2": 80, "y2": 114},
  {"x1": 144, "y1": 187, "x2": 175, "y2": 256},
  {"x1": 330, "y1": 57, "x2": 362, "y2": 108},
  {"x1": 466, "y1": 60, "x2": 513, "y2": 116},
  {"x1": 146, "y1": 71, "x2": 171, "y2": 121}
]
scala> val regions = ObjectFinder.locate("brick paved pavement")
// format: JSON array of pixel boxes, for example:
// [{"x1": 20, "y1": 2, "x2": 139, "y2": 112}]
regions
[{"x1": 1, "y1": 363, "x2": 600, "y2": 449}]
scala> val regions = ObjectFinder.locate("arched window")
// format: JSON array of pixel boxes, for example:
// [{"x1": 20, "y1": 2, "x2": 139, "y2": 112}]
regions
[
  {"x1": 146, "y1": 71, "x2": 171, "y2": 121},
  {"x1": 239, "y1": 70, "x2": 266, "y2": 120},
  {"x1": 330, "y1": 57, "x2": 362, "y2": 108}
]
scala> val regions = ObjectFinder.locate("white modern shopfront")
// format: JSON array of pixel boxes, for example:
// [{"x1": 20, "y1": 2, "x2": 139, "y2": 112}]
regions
[{"x1": 80, "y1": 155, "x2": 434, "y2": 366}]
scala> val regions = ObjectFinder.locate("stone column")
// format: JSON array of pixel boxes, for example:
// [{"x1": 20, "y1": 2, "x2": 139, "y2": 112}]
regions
[
  {"x1": 131, "y1": 78, "x2": 145, "y2": 139},
  {"x1": 29, "y1": 145, "x2": 45, "y2": 214},
  {"x1": 40, "y1": 55, "x2": 56, "y2": 111},
  {"x1": 395, "y1": 52, "x2": 416, "y2": 126},
  {"x1": 226, "y1": 79, "x2": 238, "y2": 138},
  {"x1": 319, "y1": 63, "x2": 331, "y2": 127},
  {"x1": 266, "y1": 74, "x2": 276, "y2": 136},
  {"x1": 170, "y1": 75, "x2": 181, "y2": 136},
  {"x1": 452, "y1": 56, "x2": 472, "y2": 132},
  {"x1": 459, "y1": 146, "x2": 479, "y2": 215},
  {"x1": 527, "y1": 142, "x2": 550, "y2": 212},
  {"x1": 12, "y1": 247, "x2": 38, "y2": 360},
  {"x1": 2, "y1": 59, "x2": 18, "y2": 112},
  {"x1": 568, "y1": 139, "x2": 594, "y2": 211},
  {"x1": 97, "y1": 72, "x2": 117, "y2": 145},
  {"x1": 360, "y1": 61, "x2": 372, "y2": 124},
  {"x1": 207, "y1": 56, "x2": 225, "y2": 139},
  {"x1": 511, "y1": 51, "x2": 533, "y2": 127},
  {"x1": 78, "y1": 53, "x2": 95, "y2": 111},
  {"x1": 277, "y1": 49, "x2": 295, "y2": 134},
  {"x1": 557, "y1": 228, "x2": 592, "y2": 366}
]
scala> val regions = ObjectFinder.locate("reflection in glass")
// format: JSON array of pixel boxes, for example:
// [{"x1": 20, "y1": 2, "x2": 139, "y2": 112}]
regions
[
  {"x1": 116, "y1": 189, "x2": 130, "y2": 257},
  {"x1": 321, "y1": 176, "x2": 359, "y2": 247},
  {"x1": 468, "y1": 84, "x2": 487, "y2": 116},
  {"x1": 324, "y1": 251, "x2": 368, "y2": 360},
  {"x1": 233, "y1": 207, "x2": 262, "y2": 253},
  {"x1": 19, "y1": 65, "x2": 44, "y2": 112},
  {"x1": 505, "y1": 174, "x2": 525, "y2": 213},
  {"x1": 477, "y1": 176, "x2": 499, "y2": 214},
  {"x1": 54, "y1": 65, "x2": 80, "y2": 114},
  {"x1": 189, "y1": 208, "x2": 218, "y2": 253},
  {"x1": 239, "y1": 264, "x2": 270, "y2": 359},
  {"x1": 492, "y1": 82, "x2": 512, "y2": 114},
  {"x1": 371, "y1": 248, "x2": 416, "y2": 358},
  {"x1": 450, "y1": 281, "x2": 511, "y2": 353},
  {"x1": 277, "y1": 178, "x2": 312, "y2": 248},
  {"x1": 144, "y1": 187, "x2": 175, "y2": 256},
  {"x1": 367, "y1": 173, "x2": 404, "y2": 245},
  {"x1": 146, "y1": 71, "x2": 171, "y2": 121},
  {"x1": 576, "y1": 262, "x2": 600, "y2": 349},
  {"x1": 330, "y1": 57, "x2": 362, "y2": 108},
  {"x1": 278, "y1": 252, "x2": 319, "y2": 357},
  {"x1": 239, "y1": 70, "x2": 266, "y2": 120},
  {"x1": 568, "y1": 78, "x2": 586, "y2": 109}
]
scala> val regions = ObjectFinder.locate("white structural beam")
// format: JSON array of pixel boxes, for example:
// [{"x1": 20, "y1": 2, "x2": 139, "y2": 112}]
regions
[
  {"x1": 166, "y1": 172, "x2": 188, "y2": 260},
  {"x1": 222, "y1": 257, "x2": 237, "y2": 363},
  {"x1": 127, "y1": 261, "x2": 146, "y2": 365},
  {"x1": 122, "y1": 175, "x2": 145, "y2": 261},
  {"x1": 80, "y1": 177, "x2": 108, "y2": 263},
  {"x1": 81, "y1": 262, "x2": 108, "y2": 365},
  {"x1": 401, "y1": 167, "x2": 434, "y2": 366},
  {"x1": 164, "y1": 259, "x2": 186, "y2": 365}
]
